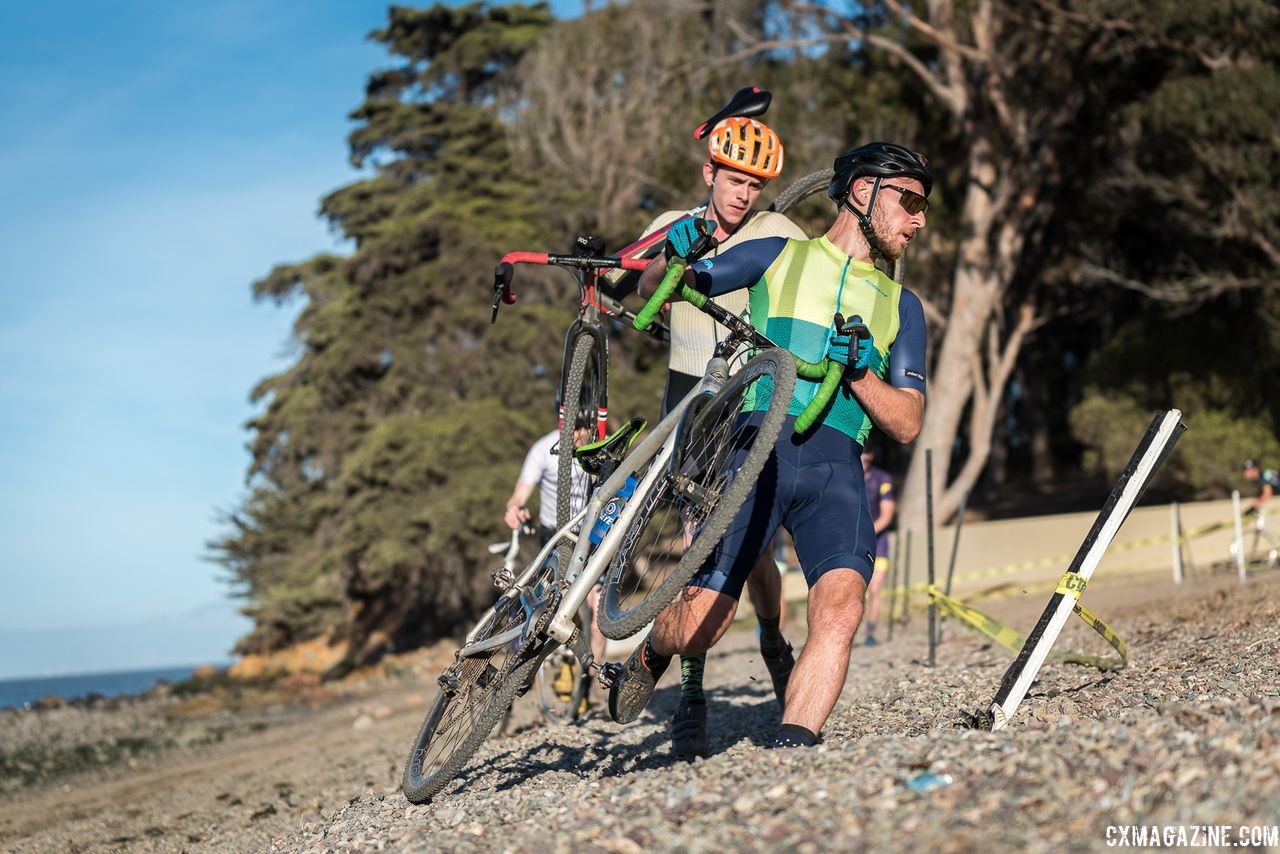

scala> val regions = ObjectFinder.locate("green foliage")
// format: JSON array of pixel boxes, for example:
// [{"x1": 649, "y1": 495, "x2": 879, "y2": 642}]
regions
[
  {"x1": 218, "y1": 0, "x2": 1280, "y2": 666},
  {"x1": 213, "y1": 3, "x2": 563, "y2": 663},
  {"x1": 1069, "y1": 295, "x2": 1280, "y2": 498}
]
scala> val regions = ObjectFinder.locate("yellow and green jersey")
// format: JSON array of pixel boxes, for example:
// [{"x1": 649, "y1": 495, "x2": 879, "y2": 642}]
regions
[{"x1": 693, "y1": 234, "x2": 927, "y2": 444}]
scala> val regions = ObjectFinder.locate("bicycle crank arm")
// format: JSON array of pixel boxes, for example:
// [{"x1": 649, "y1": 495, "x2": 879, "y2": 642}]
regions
[{"x1": 567, "y1": 626, "x2": 595, "y2": 680}]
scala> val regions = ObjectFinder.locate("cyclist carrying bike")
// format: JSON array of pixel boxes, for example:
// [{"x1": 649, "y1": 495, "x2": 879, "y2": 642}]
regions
[
  {"x1": 610, "y1": 142, "x2": 932, "y2": 749},
  {"x1": 622, "y1": 113, "x2": 808, "y2": 760}
]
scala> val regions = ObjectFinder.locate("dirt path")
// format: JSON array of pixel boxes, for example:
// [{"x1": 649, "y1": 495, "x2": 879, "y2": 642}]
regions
[{"x1": 3, "y1": 570, "x2": 1278, "y2": 852}]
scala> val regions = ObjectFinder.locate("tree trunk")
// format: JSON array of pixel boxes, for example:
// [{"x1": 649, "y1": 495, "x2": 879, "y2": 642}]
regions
[
  {"x1": 1025, "y1": 346, "x2": 1056, "y2": 484},
  {"x1": 897, "y1": 136, "x2": 1036, "y2": 531}
]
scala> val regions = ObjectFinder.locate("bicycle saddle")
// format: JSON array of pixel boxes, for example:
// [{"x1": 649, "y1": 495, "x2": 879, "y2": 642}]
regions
[
  {"x1": 693, "y1": 86, "x2": 772, "y2": 140},
  {"x1": 575, "y1": 416, "x2": 647, "y2": 479}
]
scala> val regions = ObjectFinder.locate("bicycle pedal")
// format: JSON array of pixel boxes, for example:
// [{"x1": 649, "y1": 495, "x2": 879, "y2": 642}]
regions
[
  {"x1": 597, "y1": 662, "x2": 623, "y2": 690},
  {"x1": 490, "y1": 567, "x2": 515, "y2": 589}
]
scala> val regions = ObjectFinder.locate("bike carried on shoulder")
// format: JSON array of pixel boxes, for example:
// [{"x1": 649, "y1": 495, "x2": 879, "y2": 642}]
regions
[{"x1": 403, "y1": 248, "x2": 866, "y2": 803}]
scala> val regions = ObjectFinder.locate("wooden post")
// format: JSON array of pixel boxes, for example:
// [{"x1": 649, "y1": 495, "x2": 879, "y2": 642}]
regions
[{"x1": 939, "y1": 489, "x2": 969, "y2": 644}]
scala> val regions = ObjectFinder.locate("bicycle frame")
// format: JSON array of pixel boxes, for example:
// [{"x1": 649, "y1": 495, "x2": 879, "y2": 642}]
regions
[
  {"x1": 457, "y1": 355, "x2": 729, "y2": 664},
  {"x1": 493, "y1": 250, "x2": 648, "y2": 441}
]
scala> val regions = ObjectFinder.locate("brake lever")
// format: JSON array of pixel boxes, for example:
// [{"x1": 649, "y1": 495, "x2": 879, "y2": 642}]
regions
[{"x1": 491, "y1": 262, "x2": 516, "y2": 324}]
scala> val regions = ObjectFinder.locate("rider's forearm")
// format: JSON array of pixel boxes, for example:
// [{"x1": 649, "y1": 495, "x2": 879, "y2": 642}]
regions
[
  {"x1": 637, "y1": 257, "x2": 668, "y2": 299},
  {"x1": 638, "y1": 256, "x2": 699, "y2": 299},
  {"x1": 874, "y1": 501, "x2": 895, "y2": 535},
  {"x1": 849, "y1": 373, "x2": 924, "y2": 444},
  {"x1": 505, "y1": 482, "x2": 535, "y2": 513}
]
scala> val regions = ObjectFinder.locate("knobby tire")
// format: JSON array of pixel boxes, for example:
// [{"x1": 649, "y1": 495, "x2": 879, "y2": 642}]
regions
[
  {"x1": 402, "y1": 558, "x2": 558, "y2": 803},
  {"x1": 769, "y1": 169, "x2": 833, "y2": 215},
  {"x1": 597, "y1": 350, "x2": 796, "y2": 639},
  {"x1": 558, "y1": 333, "x2": 602, "y2": 566}
]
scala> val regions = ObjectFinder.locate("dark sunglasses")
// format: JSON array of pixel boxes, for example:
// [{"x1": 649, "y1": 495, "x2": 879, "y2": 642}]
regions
[{"x1": 880, "y1": 184, "x2": 929, "y2": 215}]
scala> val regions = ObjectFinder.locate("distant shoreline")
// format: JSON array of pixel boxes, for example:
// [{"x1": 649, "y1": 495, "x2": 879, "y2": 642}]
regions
[{"x1": 0, "y1": 663, "x2": 228, "y2": 709}]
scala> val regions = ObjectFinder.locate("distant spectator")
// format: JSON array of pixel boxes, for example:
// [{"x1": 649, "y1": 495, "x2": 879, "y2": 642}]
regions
[
  {"x1": 1243, "y1": 459, "x2": 1279, "y2": 511},
  {"x1": 861, "y1": 443, "x2": 896, "y2": 646},
  {"x1": 504, "y1": 423, "x2": 604, "y2": 690}
]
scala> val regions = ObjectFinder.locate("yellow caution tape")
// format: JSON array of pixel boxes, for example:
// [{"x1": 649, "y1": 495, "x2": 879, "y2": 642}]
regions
[
  {"x1": 895, "y1": 514, "x2": 1240, "y2": 599},
  {"x1": 1054, "y1": 572, "x2": 1088, "y2": 599},
  {"x1": 927, "y1": 584, "x2": 1128, "y2": 672}
]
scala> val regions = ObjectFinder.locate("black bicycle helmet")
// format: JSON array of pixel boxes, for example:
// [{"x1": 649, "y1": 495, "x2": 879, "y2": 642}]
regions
[
  {"x1": 827, "y1": 142, "x2": 933, "y2": 203},
  {"x1": 827, "y1": 142, "x2": 932, "y2": 258}
]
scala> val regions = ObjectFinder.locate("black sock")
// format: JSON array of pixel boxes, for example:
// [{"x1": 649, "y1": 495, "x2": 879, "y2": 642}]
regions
[
  {"x1": 679, "y1": 654, "x2": 706, "y2": 706},
  {"x1": 771, "y1": 723, "x2": 819, "y2": 748},
  {"x1": 758, "y1": 614, "x2": 784, "y2": 659},
  {"x1": 642, "y1": 641, "x2": 671, "y2": 675}
]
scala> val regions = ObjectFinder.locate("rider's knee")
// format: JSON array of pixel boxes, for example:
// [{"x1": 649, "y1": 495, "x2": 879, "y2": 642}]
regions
[{"x1": 808, "y1": 569, "x2": 868, "y2": 639}]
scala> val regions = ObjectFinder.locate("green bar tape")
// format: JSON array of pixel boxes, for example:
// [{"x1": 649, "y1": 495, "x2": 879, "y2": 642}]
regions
[
  {"x1": 794, "y1": 360, "x2": 844, "y2": 433},
  {"x1": 793, "y1": 358, "x2": 828, "y2": 381},
  {"x1": 634, "y1": 259, "x2": 688, "y2": 331},
  {"x1": 680, "y1": 285, "x2": 707, "y2": 309}
]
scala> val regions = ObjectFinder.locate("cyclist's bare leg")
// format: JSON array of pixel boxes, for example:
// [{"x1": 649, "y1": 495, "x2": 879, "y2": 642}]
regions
[
  {"x1": 864, "y1": 563, "x2": 885, "y2": 630},
  {"x1": 649, "y1": 587, "x2": 739, "y2": 658},
  {"x1": 744, "y1": 547, "x2": 795, "y2": 708},
  {"x1": 781, "y1": 569, "x2": 867, "y2": 734},
  {"x1": 743, "y1": 552, "x2": 781, "y2": 620},
  {"x1": 583, "y1": 585, "x2": 606, "y2": 706},
  {"x1": 586, "y1": 586, "x2": 606, "y2": 663}
]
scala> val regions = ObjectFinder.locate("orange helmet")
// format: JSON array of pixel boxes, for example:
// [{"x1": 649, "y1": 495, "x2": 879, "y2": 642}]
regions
[{"x1": 707, "y1": 117, "x2": 784, "y2": 180}]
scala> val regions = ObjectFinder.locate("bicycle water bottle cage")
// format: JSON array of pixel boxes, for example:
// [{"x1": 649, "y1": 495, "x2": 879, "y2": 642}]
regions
[
  {"x1": 574, "y1": 234, "x2": 606, "y2": 257},
  {"x1": 575, "y1": 416, "x2": 647, "y2": 479}
]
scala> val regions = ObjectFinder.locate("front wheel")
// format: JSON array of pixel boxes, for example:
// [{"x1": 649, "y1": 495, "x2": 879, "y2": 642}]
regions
[
  {"x1": 402, "y1": 561, "x2": 557, "y2": 803},
  {"x1": 597, "y1": 350, "x2": 796, "y2": 640}
]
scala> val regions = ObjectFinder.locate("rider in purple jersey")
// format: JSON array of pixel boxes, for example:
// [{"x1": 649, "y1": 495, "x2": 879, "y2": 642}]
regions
[{"x1": 860, "y1": 444, "x2": 896, "y2": 645}]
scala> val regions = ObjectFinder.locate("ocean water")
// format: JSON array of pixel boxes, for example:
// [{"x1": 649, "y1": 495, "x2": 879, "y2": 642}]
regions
[{"x1": 0, "y1": 665, "x2": 206, "y2": 709}]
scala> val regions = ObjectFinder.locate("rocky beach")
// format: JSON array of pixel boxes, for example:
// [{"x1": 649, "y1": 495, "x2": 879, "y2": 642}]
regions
[{"x1": 2, "y1": 569, "x2": 1277, "y2": 852}]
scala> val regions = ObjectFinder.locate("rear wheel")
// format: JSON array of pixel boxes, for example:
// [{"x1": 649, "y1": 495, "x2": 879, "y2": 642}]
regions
[
  {"x1": 597, "y1": 350, "x2": 796, "y2": 639},
  {"x1": 402, "y1": 562, "x2": 557, "y2": 803},
  {"x1": 769, "y1": 168, "x2": 832, "y2": 215},
  {"x1": 558, "y1": 333, "x2": 604, "y2": 562}
]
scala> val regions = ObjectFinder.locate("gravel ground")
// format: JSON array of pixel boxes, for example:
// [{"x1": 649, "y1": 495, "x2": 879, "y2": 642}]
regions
[{"x1": 3, "y1": 570, "x2": 1278, "y2": 852}]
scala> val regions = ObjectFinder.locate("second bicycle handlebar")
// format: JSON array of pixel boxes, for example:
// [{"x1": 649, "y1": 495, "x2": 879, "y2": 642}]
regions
[
  {"x1": 634, "y1": 258, "x2": 868, "y2": 434},
  {"x1": 493, "y1": 252, "x2": 648, "y2": 316}
]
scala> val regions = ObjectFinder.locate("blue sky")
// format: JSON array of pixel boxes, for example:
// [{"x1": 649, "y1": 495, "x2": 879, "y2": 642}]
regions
[{"x1": 0, "y1": 1, "x2": 579, "y2": 679}]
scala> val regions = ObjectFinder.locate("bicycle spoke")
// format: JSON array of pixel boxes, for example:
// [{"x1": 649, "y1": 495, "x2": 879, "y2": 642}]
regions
[{"x1": 609, "y1": 379, "x2": 759, "y2": 613}]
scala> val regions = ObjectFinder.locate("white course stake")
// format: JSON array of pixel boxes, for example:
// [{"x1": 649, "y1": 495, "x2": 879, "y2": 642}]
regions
[
  {"x1": 1232, "y1": 490, "x2": 1247, "y2": 583},
  {"x1": 987, "y1": 409, "x2": 1185, "y2": 731},
  {"x1": 1170, "y1": 501, "x2": 1183, "y2": 584}
]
